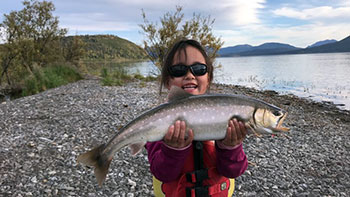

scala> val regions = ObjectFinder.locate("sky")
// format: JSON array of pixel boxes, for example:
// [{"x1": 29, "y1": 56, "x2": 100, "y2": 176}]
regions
[{"x1": 1, "y1": 0, "x2": 350, "y2": 48}]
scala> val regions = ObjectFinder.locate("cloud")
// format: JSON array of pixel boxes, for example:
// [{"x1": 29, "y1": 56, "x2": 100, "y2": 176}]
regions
[
  {"x1": 54, "y1": 0, "x2": 268, "y2": 35},
  {"x1": 273, "y1": 6, "x2": 350, "y2": 20},
  {"x1": 218, "y1": 22, "x2": 350, "y2": 48},
  {"x1": 0, "y1": 27, "x2": 6, "y2": 43},
  {"x1": 221, "y1": 0, "x2": 266, "y2": 26},
  {"x1": 197, "y1": 0, "x2": 266, "y2": 26},
  {"x1": 59, "y1": 13, "x2": 138, "y2": 33}
]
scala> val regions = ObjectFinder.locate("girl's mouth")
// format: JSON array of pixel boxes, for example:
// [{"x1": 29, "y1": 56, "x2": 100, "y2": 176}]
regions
[{"x1": 182, "y1": 84, "x2": 198, "y2": 92}]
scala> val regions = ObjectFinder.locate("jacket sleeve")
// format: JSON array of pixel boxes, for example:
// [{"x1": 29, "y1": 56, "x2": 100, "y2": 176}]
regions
[
  {"x1": 215, "y1": 142, "x2": 248, "y2": 178},
  {"x1": 145, "y1": 141, "x2": 191, "y2": 183}
]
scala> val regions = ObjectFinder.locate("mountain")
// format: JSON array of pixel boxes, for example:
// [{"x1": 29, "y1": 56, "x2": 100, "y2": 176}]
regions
[
  {"x1": 219, "y1": 35, "x2": 350, "y2": 57},
  {"x1": 62, "y1": 35, "x2": 147, "y2": 60},
  {"x1": 293, "y1": 36, "x2": 350, "y2": 54},
  {"x1": 219, "y1": 42, "x2": 301, "y2": 57},
  {"x1": 218, "y1": 44, "x2": 253, "y2": 56},
  {"x1": 307, "y1": 39, "x2": 337, "y2": 48}
]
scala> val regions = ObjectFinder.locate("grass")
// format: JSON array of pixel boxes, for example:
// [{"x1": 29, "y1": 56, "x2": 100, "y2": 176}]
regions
[
  {"x1": 2, "y1": 61, "x2": 156, "y2": 100},
  {"x1": 100, "y1": 67, "x2": 157, "y2": 86},
  {"x1": 21, "y1": 63, "x2": 82, "y2": 97}
]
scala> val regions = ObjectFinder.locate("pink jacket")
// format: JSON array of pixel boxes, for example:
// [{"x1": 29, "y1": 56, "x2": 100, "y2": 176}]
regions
[{"x1": 145, "y1": 140, "x2": 248, "y2": 183}]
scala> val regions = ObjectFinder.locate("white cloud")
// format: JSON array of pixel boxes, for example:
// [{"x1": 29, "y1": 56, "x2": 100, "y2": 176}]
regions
[
  {"x1": 219, "y1": 22, "x2": 350, "y2": 48},
  {"x1": 0, "y1": 27, "x2": 6, "y2": 43},
  {"x1": 225, "y1": 0, "x2": 265, "y2": 25},
  {"x1": 60, "y1": 13, "x2": 138, "y2": 33},
  {"x1": 54, "y1": 0, "x2": 267, "y2": 35},
  {"x1": 273, "y1": 6, "x2": 350, "y2": 20},
  {"x1": 203, "y1": 0, "x2": 266, "y2": 26}
]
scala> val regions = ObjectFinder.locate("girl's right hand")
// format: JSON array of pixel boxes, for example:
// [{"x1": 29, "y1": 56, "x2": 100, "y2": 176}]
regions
[{"x1": 164, "y1": 120, "x2": 194, "y2": 149}]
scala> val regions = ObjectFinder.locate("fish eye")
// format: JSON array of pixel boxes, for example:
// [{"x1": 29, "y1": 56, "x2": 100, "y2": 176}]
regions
[{"x1": 273, "y1": 111, "x2": 282, "y2": 116}]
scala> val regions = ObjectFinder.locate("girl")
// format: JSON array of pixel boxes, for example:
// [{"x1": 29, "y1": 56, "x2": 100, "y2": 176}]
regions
[{"x1": 145, "y1": 39, "x2": 248, "y2": 197}]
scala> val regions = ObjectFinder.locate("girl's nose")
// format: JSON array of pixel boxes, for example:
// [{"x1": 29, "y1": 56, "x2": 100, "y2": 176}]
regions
[{"x1": 184, "y1": 69, "x2": 195, "y2": 80}]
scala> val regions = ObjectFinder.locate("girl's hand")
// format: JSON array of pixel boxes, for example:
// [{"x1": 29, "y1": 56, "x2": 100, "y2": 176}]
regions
[
  {"x1": 164, "y1": 120, "x2": 194, "y2": 149},
  {"x1": 221, "y1": 118, "x2": 247, "y2": 147}
]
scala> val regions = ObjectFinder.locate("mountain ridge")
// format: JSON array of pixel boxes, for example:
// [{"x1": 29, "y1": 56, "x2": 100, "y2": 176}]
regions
[
  {"x1": 219, "y1": 35, "x2": 350, "y2": 57},
  {"x1": 61, "y1": 34, "x2": 147, "y2": 60}
]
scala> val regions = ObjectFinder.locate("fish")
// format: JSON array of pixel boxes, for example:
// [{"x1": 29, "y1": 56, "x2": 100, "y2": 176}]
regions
[{"x1": 77, "y1": 86, "x2": 289, "y2": 186}]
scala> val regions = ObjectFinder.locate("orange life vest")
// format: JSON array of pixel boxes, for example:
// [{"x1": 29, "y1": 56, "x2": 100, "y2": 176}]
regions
[{"x1": 153, "y1": 141, "x2": 235, "y2": 197}]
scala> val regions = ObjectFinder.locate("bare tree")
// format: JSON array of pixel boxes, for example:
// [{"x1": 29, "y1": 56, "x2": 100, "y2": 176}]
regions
[{"x1": 139, "y1": 6, "x2": 224, "y2": 69}]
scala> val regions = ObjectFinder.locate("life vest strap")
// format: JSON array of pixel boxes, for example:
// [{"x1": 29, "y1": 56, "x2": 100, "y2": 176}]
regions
[
  {"x1": 186, "y1": 169, "x2": 209, "y2": 183},
  {"x1": 186, "y1": 186, "x2": 209, "y2": 197}
]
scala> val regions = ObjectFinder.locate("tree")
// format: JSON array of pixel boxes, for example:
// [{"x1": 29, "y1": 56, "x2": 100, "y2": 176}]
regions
[
  {"x1": 0, "y1": 0, "x2": 67, "y2": 85},
  {"x1": 139, "y1": 6, "x2": 224, "y2": 68},
  {"x1": 61, "y1": 36, "x2": 85, "y2": 66}
]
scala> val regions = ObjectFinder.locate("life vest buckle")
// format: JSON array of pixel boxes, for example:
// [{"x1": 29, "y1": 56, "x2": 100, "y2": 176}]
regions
[{"x1": 220, "y1": 181, "x2": 227, "y2": 191}]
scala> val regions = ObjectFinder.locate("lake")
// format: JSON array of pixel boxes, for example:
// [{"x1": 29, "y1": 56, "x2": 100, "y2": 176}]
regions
[{"x1": 123, "y1": 53, "x2": 350, "y2": 111}]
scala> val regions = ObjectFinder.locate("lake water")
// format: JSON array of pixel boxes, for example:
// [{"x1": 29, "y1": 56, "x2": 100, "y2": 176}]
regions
[{"x1": 124, "y1": 53, "x2": 350, "y2": 111}]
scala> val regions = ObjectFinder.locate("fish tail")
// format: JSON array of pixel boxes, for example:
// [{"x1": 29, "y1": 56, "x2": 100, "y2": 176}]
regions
[{"x1": 77, "y1": 144, "x2": 112, "y2": 186}]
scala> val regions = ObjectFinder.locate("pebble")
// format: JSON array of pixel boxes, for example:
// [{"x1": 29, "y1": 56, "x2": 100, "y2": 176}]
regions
[
  {"x1": 127, "y1": 179, "x2": 137, "y2": 187},
  {"x1": 0, "y1": 79, "x2": 349, "y2": 197}
]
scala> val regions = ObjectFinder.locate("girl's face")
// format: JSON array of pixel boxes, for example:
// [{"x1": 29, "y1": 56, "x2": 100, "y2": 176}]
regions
[{"x1": 167, "y1": 46, "x2": 209, "y2": 95}]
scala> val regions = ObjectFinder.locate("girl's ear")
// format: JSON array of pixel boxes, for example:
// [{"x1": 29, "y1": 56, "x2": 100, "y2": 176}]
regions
[{"x1": 165, "y1": 80, "x2": 171, "y2": 90}]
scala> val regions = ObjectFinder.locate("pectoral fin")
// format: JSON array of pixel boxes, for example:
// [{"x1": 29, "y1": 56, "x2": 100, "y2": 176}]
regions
[{"x1": 129, "y1": 142, "x2": 146, "y2": 155}]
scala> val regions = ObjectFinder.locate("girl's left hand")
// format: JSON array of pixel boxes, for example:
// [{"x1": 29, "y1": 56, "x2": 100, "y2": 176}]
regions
[{"x1": 221, "y1": 118, "x2": 247, "y2": 147}]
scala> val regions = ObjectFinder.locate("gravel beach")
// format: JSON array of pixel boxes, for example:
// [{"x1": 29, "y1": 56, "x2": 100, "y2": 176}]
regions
[{"x1": 1, "y1": 79, "x2": 349, "y2": 197}]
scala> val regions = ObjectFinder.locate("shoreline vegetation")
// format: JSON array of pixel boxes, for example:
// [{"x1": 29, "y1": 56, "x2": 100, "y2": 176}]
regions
[
  {"x1": 0, "y1": 79, "x2": 349, "y2": 196},
  {"x1": 0, "y1": 34, "x2": 149, "y2": 100}
]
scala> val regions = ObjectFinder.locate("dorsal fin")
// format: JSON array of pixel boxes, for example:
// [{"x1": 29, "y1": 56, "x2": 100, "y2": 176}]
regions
[{"x1": 167, "y1": 86, "x2": 192, "y2": 102}]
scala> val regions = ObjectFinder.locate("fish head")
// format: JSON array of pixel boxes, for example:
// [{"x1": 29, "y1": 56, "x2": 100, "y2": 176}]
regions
[{"x1": 253, "y1": 107, "x2": 290, "y2": 134}]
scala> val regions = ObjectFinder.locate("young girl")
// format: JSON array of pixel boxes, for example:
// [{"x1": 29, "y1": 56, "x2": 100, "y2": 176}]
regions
[{"x1": 145, "y1": 39, "x2": 248, "y2": 197}]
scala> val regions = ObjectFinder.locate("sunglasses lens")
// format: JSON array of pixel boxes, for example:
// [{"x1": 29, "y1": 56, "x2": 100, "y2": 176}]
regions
[
  {"x1": 191, "y1": 64, "x2": 207, "y2": 76},
  {"x1": 169, "y1": 65, "x2": 188, "y2": 77},
  {"x1": 169, "y1": 63, "x2": 208, "y2": 77}
]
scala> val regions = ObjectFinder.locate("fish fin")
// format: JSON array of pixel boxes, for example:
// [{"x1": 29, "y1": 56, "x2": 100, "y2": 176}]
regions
[
  {"x1": 129, "y1": 142, "x2": 146, "y2": 155},
  {"x1": 167, "y1": 86, "x2": 192, "y2": 102},
  {"x1": 77, "y1": 144, "x2": 112, "y2": 186},
  {"x1": 272, "y1": 127, "x2": 290, "y2": 132},
  {"x1": 245, "y1": 123, "x2": 262, "y2": 137},
  {"x1": 230, "y1": 115, "x2": 247, "y2": 123}
]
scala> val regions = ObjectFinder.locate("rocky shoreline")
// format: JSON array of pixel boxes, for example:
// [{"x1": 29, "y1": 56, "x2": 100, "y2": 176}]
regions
[{"x1": 1, "y1": 79, "x2": 349, "y2": 197}]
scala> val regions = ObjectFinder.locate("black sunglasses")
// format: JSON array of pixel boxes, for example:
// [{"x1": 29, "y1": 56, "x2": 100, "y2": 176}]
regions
[{"x1": 168, "y1": 63, "x2": 208, "y2": 77}]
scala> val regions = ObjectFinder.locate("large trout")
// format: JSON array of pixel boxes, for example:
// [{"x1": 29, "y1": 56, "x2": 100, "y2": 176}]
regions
[{"x1": 77, "y1": 86, "x2": 289, "y2": 186}]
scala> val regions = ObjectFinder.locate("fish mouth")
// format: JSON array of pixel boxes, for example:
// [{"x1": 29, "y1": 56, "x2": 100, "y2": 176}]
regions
[{"x1": 271, "y1": 112, "x2": 290, "y2": 132}]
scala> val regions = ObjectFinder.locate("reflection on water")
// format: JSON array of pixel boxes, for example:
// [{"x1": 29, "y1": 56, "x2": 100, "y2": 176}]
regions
[
  {"x1": 126, "y1": 61, "x2": 160, "y2": 76},
  {"x1": 85, "y1": 60, "x2": 160, "y2": 76},
  {"x1": 106, "y1": 53, "x2": 350, "y2": 111}
]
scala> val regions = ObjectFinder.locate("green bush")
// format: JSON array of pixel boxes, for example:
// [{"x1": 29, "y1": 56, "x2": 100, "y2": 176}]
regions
[
  {"x1": 21, "y1": 63, "x2": 82, "y2": 96},
  {"x1": 101, "y1": 67, "x2": 132, "y2": 86}
]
